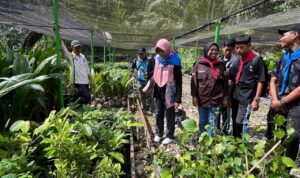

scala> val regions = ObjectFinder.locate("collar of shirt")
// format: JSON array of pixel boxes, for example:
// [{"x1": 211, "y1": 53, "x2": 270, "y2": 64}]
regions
[{"x1": 72, "y1": 52, "x2": 83, "y2": 58}]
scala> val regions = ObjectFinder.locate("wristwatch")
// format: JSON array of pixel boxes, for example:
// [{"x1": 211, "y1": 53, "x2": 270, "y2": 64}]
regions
[
  {"x1": 254, "y1": 97, "x2": 260, "y2": 103},
  {"x1": 280, "y1": 97, "x2": 286, "y2": 105}
]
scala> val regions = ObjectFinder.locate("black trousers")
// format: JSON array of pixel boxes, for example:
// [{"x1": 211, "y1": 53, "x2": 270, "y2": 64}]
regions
[
  {"x1": 155, "y1": 97, "x2": 175, "y2": 139},
  {"x1": 217, "y1": 107, "x2": 230, "y2": 134},
  {"x1": 231, "y1": 98, "x2": 251, "y2": 138},
  {"x1": 231, "y1": 98, "x2": 240, "y2": 138},
  {"x1": 265, "y1": 107, "x2": 287, "y2": 140},
  {"x1": 286, "y1": 106, "x2": 300, "y2": 161},
  {"x1": 74, "y1": 84, "x2": 91, "y2": 104}
]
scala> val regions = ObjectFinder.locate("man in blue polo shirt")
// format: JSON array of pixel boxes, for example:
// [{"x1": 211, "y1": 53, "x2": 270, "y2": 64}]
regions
[
  {"x1": 130, "y1": 48, "x2": 155, "y2": 114},
  {"x1": 270, "y1": 24, "x2": 300, "y2": 162}
]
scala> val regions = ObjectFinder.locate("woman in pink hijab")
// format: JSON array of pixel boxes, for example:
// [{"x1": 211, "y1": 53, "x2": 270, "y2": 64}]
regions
[{"x1": 152, "y1": 39, "x2": 182, "y2": 145}]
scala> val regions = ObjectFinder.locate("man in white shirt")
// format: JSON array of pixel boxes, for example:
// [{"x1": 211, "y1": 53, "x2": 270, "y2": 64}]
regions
[{"x1": 66, "y1": 40, "x2": 92, "y2": 104}]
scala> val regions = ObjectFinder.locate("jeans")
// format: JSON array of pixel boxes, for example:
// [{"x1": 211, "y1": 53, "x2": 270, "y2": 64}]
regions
[
  {"x1": 155, "y1": 97, "x2": 175, "y2": 139},
  {"x1": 198, "y1": 106, "x2": 220, "y2": 137}
]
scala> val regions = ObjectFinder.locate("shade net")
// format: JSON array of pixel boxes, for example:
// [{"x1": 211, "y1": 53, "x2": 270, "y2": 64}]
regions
[{"x1": 0, "y1": 0, "x2": 300, "y2": 49}]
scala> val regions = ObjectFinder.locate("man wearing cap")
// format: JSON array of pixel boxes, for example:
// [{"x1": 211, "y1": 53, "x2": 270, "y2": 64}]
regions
[
  {"x1": 270, "y1": 25, "x2": 300, "y2": 162},
  {"x1": 129, "y1": 48, "x2": 155, "y2": 114},
  {"x1": 62, "y1": 40, "x2": 92, "y2": 104}
]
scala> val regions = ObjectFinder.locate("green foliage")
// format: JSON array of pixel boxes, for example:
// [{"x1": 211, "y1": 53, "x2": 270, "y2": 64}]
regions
[
  {"x1": 177, "y1": 47, "x2": 198, "y2": 75},
  {"x1": 94, "y1": 61, "x2": 130, "y2": 73},
  {"x1": 93, "y1": 68, "x2": 133, "y2": 98},
  {"x1": 0, "y1": 107, "x2": 141, "y2": 177},
  {"x1": 264, "y1": 51, "x2": 284, "y2": 73},
  {"x1": 153, "y1": 118, "x2": 296, "y2": 177},
  {"x1": 0, "y1": 26, "x2": 28, "y2": 50},
  {"x1": 0, "y1": 43, "x2": 68, "y2": 131}
]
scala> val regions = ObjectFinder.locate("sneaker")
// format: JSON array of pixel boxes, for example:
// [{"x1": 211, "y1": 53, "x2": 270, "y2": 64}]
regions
[
  {"x1": 153, "y1": 135, "x2": 162, "y2": 143},
  {"x1": 162, "y1": 137, "x2": 173, "y2": 145}
]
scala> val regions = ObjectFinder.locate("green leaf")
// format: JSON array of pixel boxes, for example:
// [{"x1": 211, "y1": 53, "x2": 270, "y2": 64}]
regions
[
  {"x1": 214, "y1": 143, "x2": 225, "y2": 155},
  {"x1": 26, "y1": 84, "x2": 45, "y2": 92},
  {"x1": 282, "y1": 157, "x2": 296, "y2": 168},
  {"x1": 287, "y1": 127, "x2": 295, "y2": 136},
  {"x1": 161, "y1": 169, "x2": 172, "y2": 178},
  {"x1": 21, "y1": 121, "x2": 30, "y2": 133},
  {"x1": 1, "y1": 174, "x2": 17, "y2": 178},
  {"x1": 181, "y1": 119, "x2": 198, "y2": 133},
  {"x1": 54, "y1": 159, "x2": 62, "y2": 169},
  {"x1": 33, "y1": 55, "x2": 55, "y2": 75},
  {"x1": 274, "y1": 129, "x2": 285, "y2": 139},
  {"x1": 82, "y1": 123, "x2": 92, "y2": 136},
  {"x1": 274, "y1": 115, "x2": 286, "y2": 126},
  {"x1": 247, "y1": 174, "x2": 255, "y2": 178},
  {"x1": 109, "y1": 152, "x2": 124, "y2": 163},
  {"x1": 9, "y1": 120, "x2": 25, "y2": 132},
  {"x1": 234, "y1": 157, "x2": 242, "y2": 166},
  {"x1": 205, "y1": 136, "x2": 213, "y2": 146},
  {"x1": 127, "y1": 122, "x2": 144, "y2": 127}
]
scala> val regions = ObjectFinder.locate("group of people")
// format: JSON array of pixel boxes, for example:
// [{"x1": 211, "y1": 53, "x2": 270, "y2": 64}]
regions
[
  {"x1": 130, "y1": 25, "x2": 300, "y2": 164},
  {"x1": 191, "y1": 34, "x2": 267, "y2": 139},
  {"x1": 64, "y1": 24, "x2": 300, "y2": 163}
]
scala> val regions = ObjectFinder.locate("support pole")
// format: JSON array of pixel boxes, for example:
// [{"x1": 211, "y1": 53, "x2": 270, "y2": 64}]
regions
[
  {"x1": 172, "y1": 38, "x2": 176, "y2": 50},
  {"x1": 103, "y1": 34, "x2": 106, "y2": 64},
  {"x1": 214, "y1": 20, "x2": 221, "y2": 44},
  {"x1": 109, "y1": 45, "x2": 111, "y2": 63},
  {"x1": 113, "y1": 48, "x2": 116, "y2": 62},
  {"x1": 194, "y1": 40, "x2": 199, "y2": 62},
  {"x1": 52, "y1": 0, "x2": 64, "y2": 109},
  {"x1": 90, "y1": 30, "x2": 94, "y2": 69},
  {"x1": 90, "y1": 30, "x2": 95, "y2": 77}
]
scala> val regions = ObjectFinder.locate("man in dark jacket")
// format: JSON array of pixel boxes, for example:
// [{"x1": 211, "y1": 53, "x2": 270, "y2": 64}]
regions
[
  {"x1": 229, "y1": 34, "x2": 266, "y2": 138},
  {"x1": 217, "y1": 38, "x2": 238, "y2": 135},
  {"x1": 129, "y1": 48, "x2": 155, "y2": 114},
  {"x1": 270, "y1": 25, "x2": 300, "y2": 162}
]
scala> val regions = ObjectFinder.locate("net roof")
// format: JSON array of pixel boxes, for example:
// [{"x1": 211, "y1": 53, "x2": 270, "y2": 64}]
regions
[{"x1": 0, "y1": 0, "x2": 300, "y2": 49}]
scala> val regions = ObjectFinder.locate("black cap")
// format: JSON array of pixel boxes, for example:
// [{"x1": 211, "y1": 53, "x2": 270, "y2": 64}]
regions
[
  {"x1": 138, "y1": 48, "x2": 146, "y2": 54},
  {"x1": 278, "y1": 24, "x2": 300, "y2": 35}
]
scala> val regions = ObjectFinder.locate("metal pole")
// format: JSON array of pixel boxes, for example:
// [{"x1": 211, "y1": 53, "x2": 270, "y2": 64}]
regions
[
  {"x1": 90, "y1": 30, "x2": 95, "y2": 77},
  {"x1": 112, "y1": 48, "x2": 115, "y2": 62},
  {"x1": 52, "y1": 0, "x2": 64, "y2": 108},
  {"x1": 172, "y1": 38, "x2": 176, "y2": 50},
  {"x1": 214, "y1": 20, "x2": 221, "y2": 44},
  {"x1": 109, "y1": 45, "x2": 111, "y2": 63},
  {"x1": 194, "y1": 40, "x2": 199, "y2": 61},
  {"x1": 103, "y1": 33, "x2": 106, "y2": 64}
]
